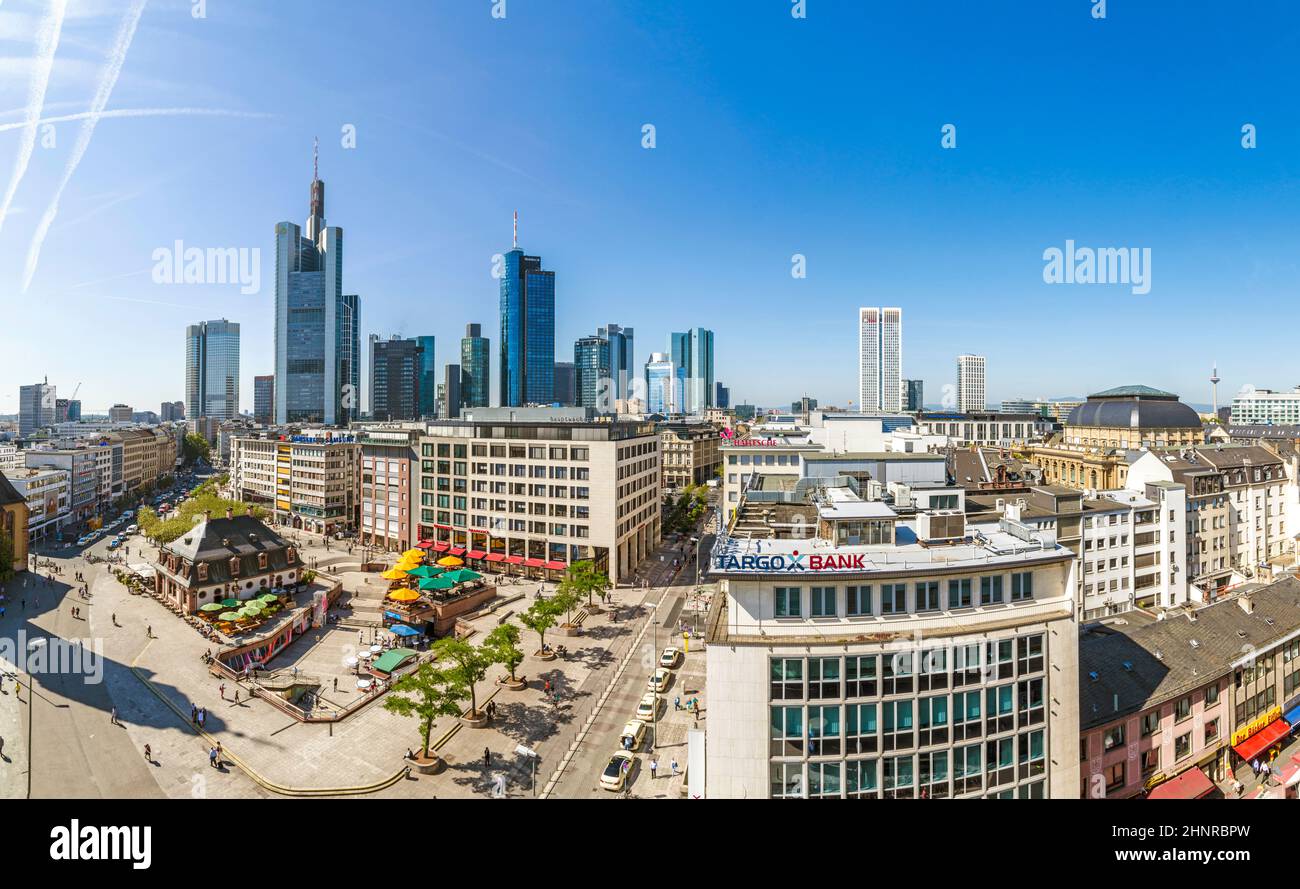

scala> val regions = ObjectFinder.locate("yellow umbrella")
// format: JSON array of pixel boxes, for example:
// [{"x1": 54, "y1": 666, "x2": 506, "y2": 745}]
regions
[
  {"x1": 394, "y1": 560, "x2": 421, "y2": 573},
  {"x1": 381, "y1": 567, "x2": 409, "y2": 580},
  {"x1": 401, "y1": 549, "x2": 425, "y2": 561},
  {"x1": 436, "y1": 556, "x2": 463, "y2": 567},
  {"x1": 387, "y1": 589, "x2": 420, "y2": 602}
]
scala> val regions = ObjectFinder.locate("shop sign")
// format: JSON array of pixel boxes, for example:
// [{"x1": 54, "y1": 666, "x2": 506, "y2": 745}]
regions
[{"x1": 1232, "y1": 705, "x2": 1282, "y2": 746}]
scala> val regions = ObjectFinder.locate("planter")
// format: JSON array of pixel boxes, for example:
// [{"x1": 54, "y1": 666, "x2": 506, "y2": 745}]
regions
[
  {"x1": 496, "y1": 675, "x2": 527, "y2": 690},
  {"x1": 461, "y1": 711, "x2": 489, "y2": 728},
  {"x1": 534, "y1": 650, "x2": 557, "y2": 661},
  {"x1": 557, "y1": 624, "x2": 584, "y2": 637},
  {"x1": 405, "y1": 754, "x2": 445, "y2": 775}
]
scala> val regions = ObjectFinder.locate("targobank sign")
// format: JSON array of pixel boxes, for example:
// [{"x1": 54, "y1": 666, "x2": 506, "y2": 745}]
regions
[{"x1": 713, "y1": 550, "x2": 866, "y2": 573}]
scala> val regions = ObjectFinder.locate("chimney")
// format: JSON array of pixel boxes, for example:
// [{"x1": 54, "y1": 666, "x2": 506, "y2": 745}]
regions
[{"x1": 1239, "y1": 594, "x2": 1254, "y2": 615}]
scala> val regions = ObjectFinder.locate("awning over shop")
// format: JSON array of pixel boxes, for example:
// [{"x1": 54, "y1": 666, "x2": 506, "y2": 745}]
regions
[
  {"x1": 416, "y1": 540, "x2": 434, "y2": 549},
  {"x1": 485, "y1": 553, "x2": 505, "y2": 562},
  {"x1": 505, "y1": 555, "x2": 525, "y2": 565},
  {"x1": 544, "y1": 560, "x2": 567, "y2": 571},
  {"x1": 388, "y1": 624, "x2": 421, "y2": 638},
  {"x1": 1146, "y1": 767, "x2": 1215, "y2": 800},
  {"x1": 371, "y1": 648, "x2": 419, "y2": 674},
  {"x1": 466, "y1": 549, "x2": 487, "y2": 560},
  {"x1": 432, "y1": 541, "x2": 450, "y2": 552},
  {"x1": 384, "y1": 610, "x2": 403, "y2": 620},
  {"x1": 1233, "y1": 719, "x2": 1291, "y2": 762},
  {"x1": 1284, "y1": 704, "x2": 1300, "y2": 726},
  {"x1": 449, "y1": 546, "x2": 467, "y2": 556},
  {"x1": 524, "y1": 557, "x2": 545, "y2": 568}
]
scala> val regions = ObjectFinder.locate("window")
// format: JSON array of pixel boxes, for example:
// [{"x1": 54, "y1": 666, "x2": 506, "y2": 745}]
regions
[
  {"x1": 986, "y1": 684, "x2": 1014, "y2": 734},
  {"x1": 952, "y1": 691, "x2": 982, "y2": 743},
  {"x1": 1019, "y1": 729, "x2": 1046, "y2": 780},
  {"x1": 1140, "y1": 711, "x2": 1159, "y2": 738},
  {"x1": 846, "y1": 759, "x2": 879, "y2": 799},
  {"x1": 918, "y1": 695, "x2": 949, "y2": 747},
  {"x1": 1175, "y1": 696, "x2": 1192, "y2": 723},
  {"x1": 1205, "y1": 683, "x2": 1219, "y2": 706},
  {"x1": 1010, "y1": 571, "x2": 1033, "y2": 601},
  {"x1": 1018, "y1": 677, "x2": 1045, "y2": 726},
  {"x1": 774, "y1": 587, "x2": 801, "y2": 618},
  {"x1": 846, "y1": 703, "x2": 878, "y2": 754},
  {"x1": 845, "y1": 656, "x2": 877, "y2": 697},
  {"x1": 1141, "y1": 747, "x2": 1159, "y2": 777},
  {"x1": 810, "y1": 586, "x2": 837, "y2": 618},
  {"x1": 1103, "y1": 723, "x2": 1125, "y2": 751},
  {"x1": 918, "y1": 750, "x2": 950, "y2": 799},
  {"x1": 807, "y1": 705, "x2": 841, "y2": 756},
  {"x1": 807, "y1": 761, "x2": 841, "y2": 798},
  {"x1": 986, "y1": 737, "x2": 1014, "y2": 787},
  {"x1": 948, "y1": 577, "x2": 972, "y2": 609},
  {"x1": 808, "y1": 658, "x2": 841, "y2": 699},
  {"x1": 1204, "y1": 717, "x2": 1219, "y2": 745},
  {"x1": 882, "y1": 700, "x2": 914, "y2": 752},
  {"x1": 883, "y1": 755, "x2": 914, "y2": 799},
  {"x1": 1016, "y1": 635, "x2": 1044, "y2": 675},
  {"x1": 770, "y1": 658, "x2": 803, "y2": 700},
  {"x1": 770, "y1": 706, "x2": 803, "y2": 756},
  {"x1": 881, "y1": 583, "x2": 907, "y2": 614},
  {"x1": 1105, "y1": 761, "x2": 1125, "y2": 793},
  {"x1": 1174, "y1": 732, "x2": 1192, "y2": 761},
  {"x1": 915, "y1": 580, "x2": 940, "y2": 612},
  {"x1": 846, "y1": 585, "x2": 871, "y2": 617},
  {"x1": 980, "y1": 575, "x2": 1004, "y2": 606},
  {"x1": 954, "y1": 743, "x2": 983, "y2": 795},
  {"x1": 769, "y1": 763, "x2": 803, "y2": 799}
]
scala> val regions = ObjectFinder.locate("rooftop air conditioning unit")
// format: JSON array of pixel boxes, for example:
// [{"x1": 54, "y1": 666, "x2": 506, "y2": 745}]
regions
[{"x1": 917, "y1": 510, "x2": 965, "y2": 543}]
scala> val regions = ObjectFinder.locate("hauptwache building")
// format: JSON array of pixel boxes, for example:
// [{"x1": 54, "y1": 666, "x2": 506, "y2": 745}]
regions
[{"x1": 704, "y1": 473, "x2": 1081, "y2": 798}]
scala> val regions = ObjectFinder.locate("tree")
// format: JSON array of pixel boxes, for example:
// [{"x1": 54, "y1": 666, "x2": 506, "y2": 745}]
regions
[
  {"x1": 0, "y1": 529, "x2": 14, "y2": 584},
  {"x1": 520, "y1": 597, "x2": 561, "y2": 655},
  {"x1": 559, "y1": 559, "x2": 609, "y2": 608},
  {"x1": 183, "y1": 434, "x2": 212, "y2": 465},
  {"x1": 485, "y1": 623, "x2": 525, "y2": 683},
  {"x1": 383, "y1": 662, "x2": 466, "y2": 760},
  {"x1": 432, "y1": 636, "x2": 497, "y2": 719}
]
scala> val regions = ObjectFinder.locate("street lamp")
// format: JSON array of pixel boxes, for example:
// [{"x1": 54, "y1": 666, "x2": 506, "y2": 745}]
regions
[{"x1": 646, "y1": 600, "x2": 659, "y2": 752}]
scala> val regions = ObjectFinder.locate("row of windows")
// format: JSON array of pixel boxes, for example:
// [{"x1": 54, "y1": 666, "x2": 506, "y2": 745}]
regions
[{"x1": 773, "y1": 573, "x2": 1034, "y2": 619}]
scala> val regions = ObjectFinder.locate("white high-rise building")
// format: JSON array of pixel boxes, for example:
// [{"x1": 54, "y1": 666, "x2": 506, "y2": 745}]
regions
[
  {"x1": 858, "y1": 307, "x2": 901, "y2": 412},
  {"x1": 957, "y1": 354, "x2": 986, "y2": 413}
]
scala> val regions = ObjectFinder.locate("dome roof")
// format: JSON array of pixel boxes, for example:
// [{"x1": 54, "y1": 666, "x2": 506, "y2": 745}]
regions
[{"x1": 1066, "y1": 385, "x2": 1201, "y2": 430}]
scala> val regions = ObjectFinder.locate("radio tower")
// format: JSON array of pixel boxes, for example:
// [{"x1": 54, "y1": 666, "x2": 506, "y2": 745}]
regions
[{"x1": 1210, "y1": 363, "x2": 1221, "y2": 416}]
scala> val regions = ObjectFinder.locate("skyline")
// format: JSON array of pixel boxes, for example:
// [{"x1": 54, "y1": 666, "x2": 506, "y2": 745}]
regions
[{"x1": 4, "y1": 1, "x2": 1300, "y2": 415}]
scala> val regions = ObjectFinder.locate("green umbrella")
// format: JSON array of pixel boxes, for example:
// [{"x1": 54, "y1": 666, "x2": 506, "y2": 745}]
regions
[
  {"x1": 218, "y1": 612, "x2": 240, "y2": 621},
  {"x1": 221, "y1": 598, "x2": 239, "y2": 608},
  {"x1": 240, "y1": 605, "x2": 264, "y2": 617},
  {"x1": 199, "y1": 603, "x2": 225, "y2": 612},
  {"x1": 258, "y1": 593, "x2": 279, "y2": 602},
  {"x1": 418, "y1": 576, "x2": 455, "y2": 591},
  {"x1": 441, "y1": 568, "x2": 482, "y2": 584},
  {"x1": 407, "y1": 566, "x2": 443, "y2": 578}
]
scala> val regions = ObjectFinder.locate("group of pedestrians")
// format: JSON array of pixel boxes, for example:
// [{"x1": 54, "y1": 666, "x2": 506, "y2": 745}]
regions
[
  {"x1": 647, "y1": 756, "x2": 680, "y2": 779},
  {"x1": 190, "y1": 704, "x2": 208, "y2": 729}
]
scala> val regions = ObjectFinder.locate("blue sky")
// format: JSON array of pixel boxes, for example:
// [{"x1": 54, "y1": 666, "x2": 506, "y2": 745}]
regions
[{"x1": 1, "y1": 0, "x2": 1299, "y2": 416}]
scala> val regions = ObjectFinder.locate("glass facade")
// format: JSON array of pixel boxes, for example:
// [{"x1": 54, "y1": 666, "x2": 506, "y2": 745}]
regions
[
  {"x1": 574, "y1": 335, "x2": 610, "y2": 409},
  {"x1": 460, "y1": 324, "x2": 489, "y2": 408},
  {"x1": 185, "y1": 319, "x2": 241, "y2": 421},
  {"x1": 499, "y1": 248, "x2": 555, "y2": 406},
  {"x1": 645, "y1": 353, "x2": 673, "y2": 414},
  {"x1": 417, "y1": 335, "x2": 437, "y2": 418},
  {"x1": 668, "y1": 327, "x2": 714, "y2": 414}
]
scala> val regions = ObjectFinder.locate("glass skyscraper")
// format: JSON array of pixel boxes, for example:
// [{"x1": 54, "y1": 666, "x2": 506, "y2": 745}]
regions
[
  {"x1": 859, "y1": 307, "x2": 902, "y2": 412},
  {"x1": 185, "y1": 319, "x2": 241, "y2": 421},
  {"x1": 574, "y1": 335, "x2": 611, "y2": 409},
  {"x1": 601, "y1": 323, "x2": 634, "y2": 402},
  {"x1": 460, "y1": 324, "x2": 489, "y2": 408},
  {"x1": 645, "y1": 353, "x2": 674, "y2": 415},
  {"x1": 416, "y1": 335, "x2": 437, "y2": 418},
  {"x1": 499, "y1": 222, "x2": 555, "y2": 406},
  {"x1": 370, "y1": 336, "x2": 424, "y2": 421},
  {"x1": 274, "y1": 151, "x2": 358, "y2": 424},
  {"x1": 668, "y1": 327, "x2": 714, "y2": 414}
]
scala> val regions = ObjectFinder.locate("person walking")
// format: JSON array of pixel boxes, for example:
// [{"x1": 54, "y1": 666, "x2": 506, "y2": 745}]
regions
[
  {"x1": 209, "y1": 747, "x2": 218, "y2": 769},
  {"x1": 110, "y1": 706, "x2": 119, "y2": 726},
  {"x1": 483, "y1": 747, "x2": 491, "y2": 767},
  {"x1": 333, "y1": 677, "x2": 338, "y2": 692},
  {"x1": 216, "y1": 742, "x2": 223, "y2": 766},
  {"x1": 671, "y1": 757, "x2": 679, "y2": 777},
  {"x1": 650, "y1": 757, "x2": 659, "y2": 779},
  {"x1": 144, "y1": 743, "x2": 151, "y2": 763},
  {"x1": 219, "y1": 683, "x2": 226, "y2": 700},
  {"x1": 191, "y1": 704, "x2": 198, "y2": 724},
  {"x1": 674, "y1": 695, "x2": 681, "y2": 712},
  {"x1": 1252, "y1": 758, "x2": 1261, "y2": 776}
]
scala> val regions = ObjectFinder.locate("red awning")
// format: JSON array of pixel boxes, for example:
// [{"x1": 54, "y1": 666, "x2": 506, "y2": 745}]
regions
[
  {"x1": 449, "y1": 546, "x2": 466, "y2": 556},
  {"x1": 1146, "y1": 767, "x2": 1215, "y2": 801},
  {"x1": 416, "y1": 540, "x2": 434, "y2": 549},
  {"x1": 484, "y1": 553, "x2": 505, "y2": 562},
  {"x1": 1233, "y1": 719, "x2": 1291, "y2": 763},
  {"x1": 432, "y1": 541, "x2": 450, "y2": 552},
  {"x1": 434, "y1": 524, "x2": 451, "y2": 531},
  {"x1": 505, "y1": 555, "x2": 525, "y2": 565},
  {"x1": 466, "y1": 549, "x2": 487, "y2": 560},
  {"x1": 524, "y1": 557, "x2": 545, "y2": 568},
  {"x1": 544, "y1": 560, "x2": 567, "y2": 571}
]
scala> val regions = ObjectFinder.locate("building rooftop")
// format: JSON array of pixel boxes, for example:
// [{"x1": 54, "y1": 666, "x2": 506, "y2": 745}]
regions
[
  {"x1": 0, "y1": 473, "x2": 23, "y2": 507},
  {"x1": 1068, "y1": 386, "x2": 1202, "y2": 430},
  {"x1": 1079, "y1": 576, "x2": 1300, "y2": 729}
]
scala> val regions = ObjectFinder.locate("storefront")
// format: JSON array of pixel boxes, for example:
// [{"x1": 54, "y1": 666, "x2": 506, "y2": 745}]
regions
[
  {"x1": 1146, "y1": 767, "x2": 1216, "y2": 800},
  {"x1": 1231, "y1": 705, "x2": 1290, "y2": 769}
]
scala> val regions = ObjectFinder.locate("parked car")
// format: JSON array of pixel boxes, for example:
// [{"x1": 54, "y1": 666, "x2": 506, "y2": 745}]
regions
[
  {"x1": 635, "y1": 693, "x2": 660, "y2": 722},
  {"x1": 647, "y1": 668, "x2": 672, "y2": 693},
  {"x1": 659, "y1": 647, "x2": 682, "y2": 668},
  {"x1": 619, "y1": 720, "x2": 647, "y2": 752},
  {"x1": 600, "y1": 752, "x2": 636, "y2": 791},
  {"x1": 126, "y1": 525, "x2": 138, "y2": 534}
]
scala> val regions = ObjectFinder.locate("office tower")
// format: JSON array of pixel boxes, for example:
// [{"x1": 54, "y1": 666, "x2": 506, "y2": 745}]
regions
[
  {"x1": 553, "y1": 362, "x2": 576, "y2": 407},
  {"x1": 858, "y1": 307, "x2": 902, "y2": 412},
  {"x1": 274, "y1": 143, "x2": 357, "y2": 425},
  {"x1": 904, "y1": 379, "x2": 924, "y2": 412},
  {"x1": 416, "y1": 335, "x2": 437, "y2": 418},
  {"x1": 161, "y1": 401, "x2": 186, "y2": 422},
  {"x1": 55, "y1": 399, "x2": 70, "y2": 424},
  {"x1": 442, "y1": 364, "x2": 462, "y2": 419},
  {"x1": 574, "y1": 335, "x2": 611, "y2": 409},
  {"x1": 253, "y1": 377, "x2": 274, "y2": 424},
  {"x1": 18, "y1": 380, "x2": 55, "y2": 435},
  {"x1": 668, "y1": 327, "x2": 714, "y2": 414},
  {"x1": 370, "y1": 336, "x2": 424, "y2": 421},
  {"x1": 600, "y1": 324, "x2": 635, "y2": 402},
  {"x1": 645, "y1": 353, "x2": 675, "y2": 415},
  {"x1": 499, "y1": 213, "x2": 555, "y2": 406},
  {"x1": 109, "y1": 404, "x2": 133, "y2": 423},
  {"x1": 185, "y1": 319, "x2": 241, "y2": 422},
  {"x1": 460, "y1": 324, "x2": 490, "y2": 408},
  {"x1": 66, "y1": 400, "x2": 81, "y2": 422},
  {"x1": 957, "y1": 354, "x2": 986, "y2": 413},
  {"x1": 714, "y1": 382, "x2": 730, "y2": 410}
]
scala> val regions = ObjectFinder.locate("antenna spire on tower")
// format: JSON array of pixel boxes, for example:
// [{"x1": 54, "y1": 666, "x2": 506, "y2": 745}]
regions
[
  {"x1": 513, "y1": 210, "x2": 518, "y2": 248},
  {"x1": 313, "y1": 136, "x2": 319, "y2": 181}
]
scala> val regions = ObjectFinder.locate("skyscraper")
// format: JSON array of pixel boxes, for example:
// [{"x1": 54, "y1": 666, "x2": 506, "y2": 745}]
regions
[
  {"x1": 185, "y1": 319, "x2": 241, "y2": 422},
  {"x1": 499, "y1": 213, "x2": 555, "y2": 406},
  {"x1": 904, "y1": 379, "x2": 924, "y2": 412},
  {"x1": 460, "y1": 324, "x2": 489, "y2": 409},
  {"x1": 253, "y1": 376, "x2": 274, "y2": 424},
  {"x1": 274, "y1": 143, "x2": 357, "y2": 425},
  {"x1": 442, "y1": 364, "x2": 462, "y2": 419},
  {"x1": 574, "y1": 335, "x2": 611, "y2": 409},
  {"x1": 553, "y1": 362, "x2": 576, "y2": 407},
  {"x1": 645, "y1": 353, "x2": 674, "y2": 415},
  {"x1": 370, "y1": 336, "x2": 424, "y2": 421},
  {"x1": 858, "y1": 307, "x2": 902, "y2": 412},
  {"x1": 18, "y1": 380, "x2": 55, "y2": 435},
  {"x1": 957, "y1": 354, "x2": 986, "y2": 413},
  {"x1": 416, "y1": 335, "x2": 437, "y2": 418},
  {"x1": 668, "y1": 328, "x2": 714, "y2": 414},
  {"x1": 601, "y1": 324, "x2": 635, "y2": 403},
  {"x1": 714, "y1": 382, "x2": 730, "y2": 410}
]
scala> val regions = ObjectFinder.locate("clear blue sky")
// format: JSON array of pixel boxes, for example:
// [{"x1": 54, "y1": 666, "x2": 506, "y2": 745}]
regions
[{"x1": 2, "y1": 0, "x2": 1298, "y2": 416}]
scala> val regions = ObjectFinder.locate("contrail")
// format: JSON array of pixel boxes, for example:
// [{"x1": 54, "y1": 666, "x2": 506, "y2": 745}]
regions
[
  {"x1": 0, "y1": 107, "x2": 273, "y2": 134},
  {"x1": 0, "y1": 0, "x2": 69, "y2": 237},
  {"x1": 22, "y1": 0, "x2": 148, "y2": 293}
]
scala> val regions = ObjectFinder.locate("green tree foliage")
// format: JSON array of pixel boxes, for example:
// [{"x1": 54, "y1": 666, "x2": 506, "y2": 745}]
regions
[
  {"x1": 520, "y1": 596, "x2": 562, "y2": 654},
  {"x1": 383, "y1": 662, "x2": 467, "y2": 759},
  {"x1": 558, "y1": 559, "x2": 609, "y2": 608},
  {"x1": 431, "y1": 636, "x2": 498, "y2": 718},
  {"x1": 0, "y1": 528, "x2": 14, "y2": 584},
  {"x1": 485, "y1": 623, "x2": 525, "y2": 682},
  {"x1": 183, "y1": 433, "x2": 212, "y2": 465},
  {"x1": 137, "y1": 489, "x2": 266, "y2": 545}
]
